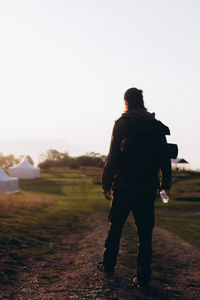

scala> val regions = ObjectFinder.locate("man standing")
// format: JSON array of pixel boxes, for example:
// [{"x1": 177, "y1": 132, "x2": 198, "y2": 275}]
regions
[{"x1": 98, "y1": 88, "x2": 171, "y2": 288}]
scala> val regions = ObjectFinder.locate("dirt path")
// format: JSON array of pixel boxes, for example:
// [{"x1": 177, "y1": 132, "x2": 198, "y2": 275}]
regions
[
  {"x1": 155, "y1": 208, "x2": 200, "y2": 217},
  {"x1": 1, "y1": 215, "x2": 200, "y2": 300},
  {"x1": 153, "y1": 227, "x2": 200, "y2": 299}
]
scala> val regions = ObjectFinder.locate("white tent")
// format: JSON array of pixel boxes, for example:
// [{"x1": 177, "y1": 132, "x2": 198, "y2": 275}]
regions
[
  {"x1": 8, "y1": 159, "x2": 40, "y2": 179},
  {"x1": 0, "y1": 168, "x2": 18, "y2": 193}
]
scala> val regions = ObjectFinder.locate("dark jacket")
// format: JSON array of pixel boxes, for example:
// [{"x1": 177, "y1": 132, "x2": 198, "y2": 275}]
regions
[{"x1": 102, "y1": 109, "x2": 172, "y2": 191}]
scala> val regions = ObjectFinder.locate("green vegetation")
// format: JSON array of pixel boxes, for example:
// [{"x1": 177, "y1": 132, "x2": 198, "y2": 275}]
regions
[
  {"x1": 171, "y1": 170, "x2": 200, "y2": 201},
  {"x1": 154, "y1": 170, "x2": 200, "y2": 248},
  {"x1": 156, "y1": 216, "x2": 200, "y2": 248},
  {"x1": 0, "y1": 172, "x2": 107, "y2": 284},
  {"x1": 38, "y1": 149, "x2": 106, "y2": 170},
  {"x1": 155, "y1": 198, "x2": 200, "y2": 249},
  {"x1": 0, "y1": 168, "x2": 199, "y2": 299}
]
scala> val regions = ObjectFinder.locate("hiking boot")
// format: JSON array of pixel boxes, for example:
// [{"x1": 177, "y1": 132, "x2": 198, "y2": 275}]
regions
[
  {"x1": 133, "y1": 276, "x2": 151, "y2": 289},
  {"x1": 97, "y1": 261, "x2": 114, "y2": 275}
]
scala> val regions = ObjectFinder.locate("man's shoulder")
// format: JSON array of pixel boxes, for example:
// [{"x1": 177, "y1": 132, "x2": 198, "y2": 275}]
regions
[
  {"x1": 113, "y1": 113, "x2": 170, "y2": 136},
  {"x1": 114, "y1": 115, "x2": 127, "y2": 129},
  {"x1": 110, "y1": 115, "x2": 128, "y2": 137}
]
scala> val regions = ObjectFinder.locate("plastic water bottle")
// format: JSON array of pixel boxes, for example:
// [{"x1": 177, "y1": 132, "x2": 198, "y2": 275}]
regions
[{"x1": 160, "y1": 190, "x2": 169, "y2": 203}]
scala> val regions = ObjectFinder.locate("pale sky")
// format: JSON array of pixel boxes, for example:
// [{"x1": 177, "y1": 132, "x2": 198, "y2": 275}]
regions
[{"x1": 0, "y1": 0, "x2": 200, "y2": 169}]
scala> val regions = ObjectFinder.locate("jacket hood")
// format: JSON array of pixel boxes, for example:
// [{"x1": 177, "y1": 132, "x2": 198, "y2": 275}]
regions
[
  {"x1": 121, "y1": 109, "x2": 170, "y2": 135},
  {"x1": 121, "y1": 109, "x2": 155, "y2": 119}
]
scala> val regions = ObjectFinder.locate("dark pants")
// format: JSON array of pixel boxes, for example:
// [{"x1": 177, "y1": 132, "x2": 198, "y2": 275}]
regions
[{"x1": 103, "y1": 188, "x2": 156, "y2": 283}]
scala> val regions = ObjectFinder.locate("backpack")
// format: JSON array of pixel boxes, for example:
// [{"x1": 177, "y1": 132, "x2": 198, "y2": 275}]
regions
[{"x1": 119, "y1": 118, "x2": 178, "y2": 179}]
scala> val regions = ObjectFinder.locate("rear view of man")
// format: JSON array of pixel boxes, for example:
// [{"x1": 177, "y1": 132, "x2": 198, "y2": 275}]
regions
[{"x1": 98, "y1": 88, "x2": 172, "y2": 288}]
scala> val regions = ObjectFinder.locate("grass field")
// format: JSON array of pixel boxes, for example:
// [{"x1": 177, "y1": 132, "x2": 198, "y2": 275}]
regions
[
  {"x1": 84, "y1": 167, "x2": 200, "y2": 247},
  {"x1": 0, "y1": 169, "x2": 199, "y2": 295},
  {"x1": 155, "y1": 171, "x2": 200, "y2": 249},
  {"x1": 0, "y1": 172, "x2": 107, "y2": 284}
]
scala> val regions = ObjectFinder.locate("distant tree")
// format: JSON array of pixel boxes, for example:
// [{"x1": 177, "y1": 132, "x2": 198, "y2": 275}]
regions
[
  {"x1": 77, "y1": 153, "x2": 105, "y2": 167},
  {"x1": 38, "y1": 159, "x2": 50, "y2": 170},
  {"x1": 86, "y1": 152, "x2": 101, "y2": 157},
  {"x1": 18, "y1": 154, "x2": 34, "y2": 165},
  {"x1": 0, "y1": 153, "x2": 20, "y2": 169},
  {"x1": 25, "y1": 155, "x2": 34, "y2": 165},
  {"x1": 38, "y1": 149, "x2": 66, "y2": 169},
  {"x1": 38, "y1": 149, "x2": 105, "y2": 170},
  {"x1": 46, "y1": 149, "x2": 65, "y2": 161},
  {"x1": 38, "y1": 159, "x2": 58, "y2": 170}
]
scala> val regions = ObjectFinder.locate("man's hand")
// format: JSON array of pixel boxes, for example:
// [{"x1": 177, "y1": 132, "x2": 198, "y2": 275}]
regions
[
  {"x1": 157, "y1": 189, "x2": 171, "y2": 197},
  {"x1": 103, "y1": 190, "x2": 112, "y2": 200}
]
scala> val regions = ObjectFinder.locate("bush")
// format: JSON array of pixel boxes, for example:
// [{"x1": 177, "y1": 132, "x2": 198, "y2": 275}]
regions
[
  {"x1": 69, "y1": 160, "x2": 80, "y2": 169},
  {"x1": 38, "y1": 150, "x2": 106, "y2": 170}
]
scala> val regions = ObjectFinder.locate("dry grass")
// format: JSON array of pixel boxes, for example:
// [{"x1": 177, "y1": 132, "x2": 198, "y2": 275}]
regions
[
  {"x1": 0, "y1": 193, "x2": 56, "y2": 215},
  {"x1": 41, "y1": 167, "x2": 81, "y2": 173}
]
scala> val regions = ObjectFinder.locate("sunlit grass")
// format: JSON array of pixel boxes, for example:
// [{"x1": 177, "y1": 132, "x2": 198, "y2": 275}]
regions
[
  {"x1": 0, "y1": 168, "x2": 200, "y2": 294},
  {"x1": 156, "y1": 216, "x2": 200, "y2": 249},
  {"x1": 80, "y1": 166, "x2": 102, "y2": 185},
  {"x1": 0, "y1": 171, "x2": 107, "y2": 285},
  {"x1": 171, "y1": 171, "x2": 200, "y2": 201},
  {"x1": 0, "y1": 193, "x2": 55, "y2": 215}
]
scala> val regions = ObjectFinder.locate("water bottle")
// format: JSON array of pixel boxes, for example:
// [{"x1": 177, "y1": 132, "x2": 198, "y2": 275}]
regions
[{"x1": 160, "y1": 190, "x2": 169, "y2": 203}]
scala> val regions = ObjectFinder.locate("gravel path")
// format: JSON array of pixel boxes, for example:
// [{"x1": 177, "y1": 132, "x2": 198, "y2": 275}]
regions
[
  {"x1": 153, "y1": 227, "x2": 200, "y2": 299},
  {"x1": 1, "y1": 215, "x2": 200, "y2": 300}
]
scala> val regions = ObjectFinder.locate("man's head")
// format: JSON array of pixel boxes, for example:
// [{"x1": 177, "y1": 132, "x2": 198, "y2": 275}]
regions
[{"x1": 124, "y1": 88, "x2": 146, "y2": 111}]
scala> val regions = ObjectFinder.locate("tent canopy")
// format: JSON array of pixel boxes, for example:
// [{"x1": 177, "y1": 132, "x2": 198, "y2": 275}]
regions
[
  {"x1": 0, "y1": 167, "x2": 18, "y2": 193},
  {"x1": 171, "y1": 158, "x2": 189, "y2": 164},
  {"x1": 9, "y1": 158, "x2": 38, "y2": 170},
  {"x1": 0, "y1": 167, "x2": 15, "y2": 181},
  {"x1": 8, "y1": 159, "x2": 40, "y2": 179}
]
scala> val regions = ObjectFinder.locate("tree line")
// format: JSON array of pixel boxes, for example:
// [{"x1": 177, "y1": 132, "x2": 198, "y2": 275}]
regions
[
  {"x1": 0, "y1": 150, "x2": 106, "y2": 171},
  {"x1": 38, "y1": 149, "x2": 106, "y2": 170}
]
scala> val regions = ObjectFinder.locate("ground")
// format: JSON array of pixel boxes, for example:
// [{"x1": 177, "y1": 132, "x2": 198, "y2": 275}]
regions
[
  {"x1": 1, "y1": 214, "x2": 200, "y2": 300},
  {"x1": 1, "y1": 171, "x2": 200, "y2": 299}
]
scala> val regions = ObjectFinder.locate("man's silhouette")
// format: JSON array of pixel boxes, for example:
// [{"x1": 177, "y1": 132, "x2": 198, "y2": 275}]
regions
[{"x1": 98, "y1": 88, "x2": 171, "y2": 288}]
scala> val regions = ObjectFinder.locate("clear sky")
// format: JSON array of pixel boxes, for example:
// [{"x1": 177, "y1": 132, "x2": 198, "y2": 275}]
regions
[{"x1": 0, "y1": 0, "x2": 200, "y2": 169}]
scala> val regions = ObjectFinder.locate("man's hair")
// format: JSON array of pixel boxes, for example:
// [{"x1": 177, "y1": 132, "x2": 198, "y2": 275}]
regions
[{"x1": 124, "y1": 88, "x2": 147, "y2": 110}]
